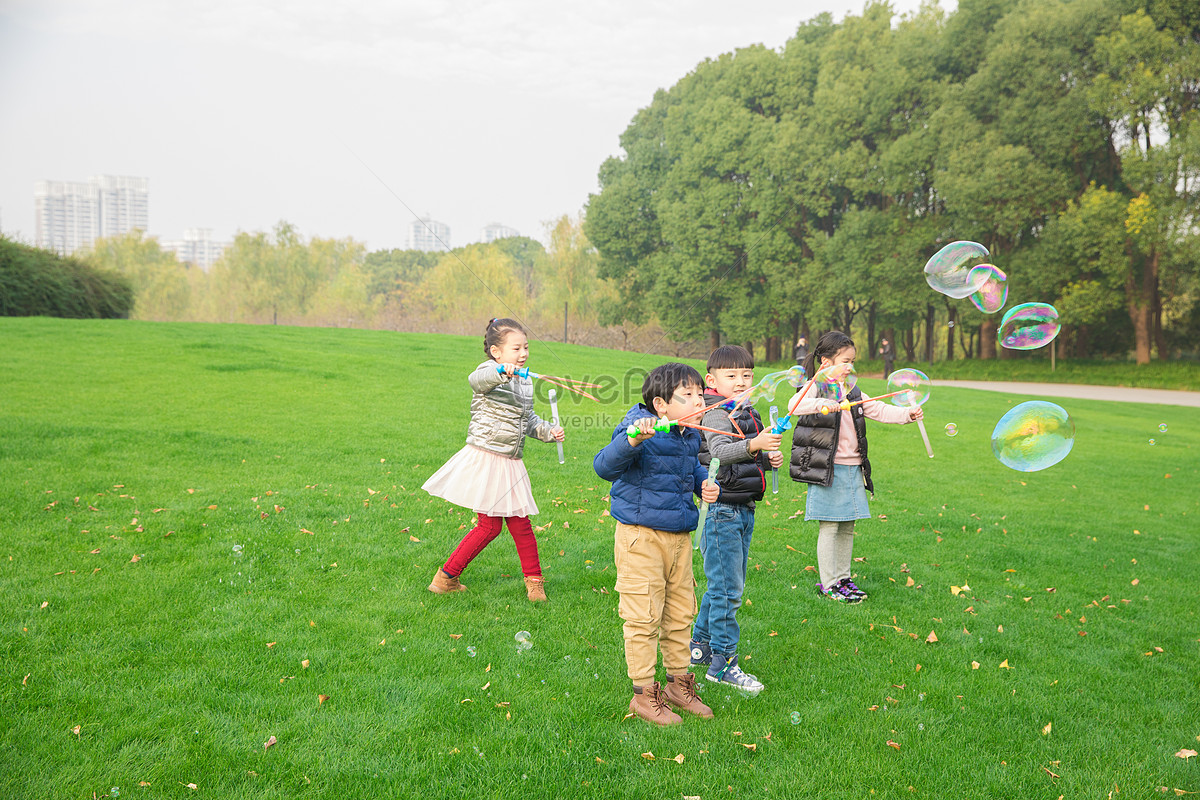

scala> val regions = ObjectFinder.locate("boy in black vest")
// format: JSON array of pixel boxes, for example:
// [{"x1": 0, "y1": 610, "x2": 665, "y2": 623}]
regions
[{"x1": 689, "y1": 346, "x2": 783, "y2": 694}]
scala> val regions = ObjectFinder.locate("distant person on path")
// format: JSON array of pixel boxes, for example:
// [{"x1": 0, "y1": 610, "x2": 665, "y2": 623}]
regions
[
  {"x1": 594, "y1": 363, "x2": 719, "y2": 726},
  {"x1": 878, "y1": 338, "x2": 895, "y2": 378},
  {"x1": 422, "y1": 317, "x2": 564, "y2": 602},
  {"x1": 793, "y1": 337, "x2": 809, "y2": 366},
  {"x1": 787, "y1": 331, "x2": 922, "y2": 603}
]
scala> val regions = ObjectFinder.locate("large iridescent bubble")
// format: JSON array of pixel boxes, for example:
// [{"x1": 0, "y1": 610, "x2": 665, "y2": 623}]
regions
[
  {"x1": 990, "y1": 401, "x2": 1074, "y2": 472},
  {"x1": 733, "y1": 365, "x2": 807, "y2": 409},
  {"x1": 814, "y1": 363, "x2": 857, "y2": 401},
  {"x1": 998, "y1": 303, "x2": 1060, "y2": 350},
  {"x1": 924, "y1": 241, "x2": 991, "y2": 299},
  {"x1": 968, "y1": 264, "x2": 1009, "y2": 313},
  {"x1": 886, "y1": 368, "x2": 931, "y2": 407}
]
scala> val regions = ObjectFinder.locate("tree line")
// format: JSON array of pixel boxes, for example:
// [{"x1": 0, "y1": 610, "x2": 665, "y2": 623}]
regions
[{"x1": 584, "y1": 0, "x2": 1200, "y2": 364}]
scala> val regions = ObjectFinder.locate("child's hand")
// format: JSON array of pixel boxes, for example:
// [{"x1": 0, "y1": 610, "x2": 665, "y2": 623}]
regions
[
  {"x1": 500, "y1": 363, "x2": 517, "y2": 376},
  {"x1": 766, "y1": 451, "x2": 784, "y2": 469},
  {"x1": 628, "y1": 418, "x2": 657, "y2": 446},
  {"x1": 909, "y1": 407, "x2": 924, "y2": 421},
  {"x1": 749, "y1": 430, "x2": 783, "y2": 453},
  {"x1": 700, "y1": 480, "x2": 719, "y2": 504},
  {"x1": 551, "y1": 426, "x2": 565, "y2": 442}
]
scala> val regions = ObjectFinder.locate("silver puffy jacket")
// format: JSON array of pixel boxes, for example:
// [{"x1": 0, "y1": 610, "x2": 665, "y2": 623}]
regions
[{"x1": 465, "y1": 360, "x2": 557, "y2": 459}]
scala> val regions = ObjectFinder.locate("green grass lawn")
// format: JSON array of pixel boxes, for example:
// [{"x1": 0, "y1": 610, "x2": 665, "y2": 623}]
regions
[{"x1": 2, "y1": 317, "x2": 1198, "y2": 799}]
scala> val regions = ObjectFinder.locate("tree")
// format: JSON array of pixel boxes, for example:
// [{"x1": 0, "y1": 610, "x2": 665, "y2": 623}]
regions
[{"x1": 82, "y1": 230, "x2": 189, "y2": 320}]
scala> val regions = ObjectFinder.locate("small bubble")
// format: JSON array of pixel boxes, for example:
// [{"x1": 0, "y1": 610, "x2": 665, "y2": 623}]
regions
[
  {"x1": 948, "y1": 320, "x2": 956, "y2": 328},
  {"x1": 522, "y1": 775, "x2": 528, "y2": 781},
  {"x1": 466, "y1": 646, "x2": 476, "y2": 658},
  {"x1": 918, "y1": 693, "x2": 925, "y2": 701},
  {"x1": 944, "y1": 423, "x2": 958, "y2": 437},
  {"x1": 565, "y1": 691, "x2": 570, "y2": 698},
  {"x1": 790, "y1": 711, "x2": 801, "y2": 725},
  {"x1": 515, "y1": 630, "x2": 531, "y2": 643},
  {"x1": 918, "y1": 723, "x2": 925, "y2": 731},
  {"x1": 110, "y1": 789, "x2": 120, "y2": 798},
  {"x1": 232, "y1": 544, "x2": 243, "y2": 556},
  {"x1": 1158, "y1": 423, "x2": 1168, "y2": 433},
  {"x1": 295, "y1": 549, "x2": 300, "y2": 554},
  {"x1": 563, "y1": 655, "x2": 571, "y2": 661},
  {"x1": 979, "y1": 636, "x2": 983, "y2": 643},
  {"x1": 1148, "y1": 438, "x2": 1156, "y2": 446},
  {"x1": 592, "y1": 673, "x2": 598, "y2": 679}
]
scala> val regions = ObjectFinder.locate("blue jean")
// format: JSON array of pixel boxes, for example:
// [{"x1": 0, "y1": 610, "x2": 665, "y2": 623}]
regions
[{"x1": 692, "y1": 502, "x2": 754, "y2": 658}]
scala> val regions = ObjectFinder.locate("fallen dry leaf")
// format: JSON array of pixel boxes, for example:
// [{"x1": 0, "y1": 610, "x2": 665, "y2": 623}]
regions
[
  {"x1": 741, "y1": 743, "x2": 757, "y2": 751},
  {"x1": 887, "y1": 740, "x2": 901, "y2": 751},
  {"x1": 449, "y1": 633, "x2": 463, "y2": 639},
  {"x1": 301, "y1": 660, "x2": 310, "y2": 669},
  {"x1": 1176, "y1": 749, "x2": 1198, "y2": 761},
  {"x1": 1132, "y1": 578, "x2": 1140, "y2": 586},
  {"x1": 130, "y1": 554, "x2": 141, "y2": 563},
  {"x1": 266, "y1": 642, "x2": 276, "y2": 648},
  {"x1": 263, "y1": 735, "x2": 277, "y2": 749},
  {"x1": 409, "y1": 535, "x2": 421, "y2": 542},
  {"x1": 318, "y1": 694, "x2": 329, "y2": 705},
  {"x1": 1043, "y1": 722, "x2": 1052, "y2": 735},
  {"x1": 926, "y1": 630, "x2": 938, "y2": 644},
  {"x1": 1043, "y1": 765, "x2": 1060, "y2": 779},
  {"x1": 186, "y1": 783, "x2": 197, "y2": 790},
  {"x1": 951, "y1": 585, "x2": 962, "y2": 596},
  {"x1": 641, "y1": 751, "x2": 655, "y2": 760},
  {"x1": 1000, "y1": 659, "x2": 1012, "y2": 669},
  {"x1": 71, "y1": 725, "x2": 81, "y2": 736},
  {"x1": 40, "y1": 601, "x2": 48, "y2": 609},
  {"x1": 673, "y1": 753, "x2": 685, "y2": 764},
  {"x1": 22, "y1": 674, "x2": 29, "y2": 686},
  {"x1": 971, "y1": 661, "x2": 980, "y2": 670},
  {"x1": 906, "y1": 577, "x2": 915, "y2": 587}
]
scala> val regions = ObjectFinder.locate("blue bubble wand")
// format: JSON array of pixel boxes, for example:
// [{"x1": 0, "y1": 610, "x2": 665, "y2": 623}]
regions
[{"x1": 496, "y1": 365, "x2": 601, "y2": 401}]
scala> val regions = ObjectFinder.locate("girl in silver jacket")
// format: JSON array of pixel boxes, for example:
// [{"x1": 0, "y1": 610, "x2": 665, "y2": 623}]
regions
[{"x1": 423, "y1": 318, "x2": 564, "y2": 601}]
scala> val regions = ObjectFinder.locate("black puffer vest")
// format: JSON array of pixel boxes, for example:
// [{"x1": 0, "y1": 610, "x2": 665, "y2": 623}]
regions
[
  {"x1": 698, "y1": 390, "x2": 768, "y2": 505},
  {"x1": 789, "y1": 383, "x2": 874, "y2": 493}
]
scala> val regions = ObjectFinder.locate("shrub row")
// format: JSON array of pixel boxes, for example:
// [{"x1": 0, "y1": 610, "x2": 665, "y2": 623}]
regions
[{"x1": 0, "y1": 237, "x2": 133, "y2": 319}]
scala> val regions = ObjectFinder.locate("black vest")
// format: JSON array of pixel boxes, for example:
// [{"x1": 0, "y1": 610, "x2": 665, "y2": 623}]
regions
[
  {"x1": 697, "y1": 390, "x2": 768, "y2": 505},
  {"x1": 788, "y1": 384, "x2": 874, "y2": 494}
]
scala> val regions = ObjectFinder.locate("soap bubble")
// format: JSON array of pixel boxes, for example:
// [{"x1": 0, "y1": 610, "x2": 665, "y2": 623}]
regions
[
  {"x1": 1148, "y1": 438, "x2": 1156, "y2": 446},
  {"x1": 790, "y1": 711, "x2": 801, "y2": 725},
  {"x1": 514, "y1": 631, "x2": 532, "y2": 652},
  {"x1": 918, "y1": 723, "x2": 925, "y2": 731},
  {"x1": 998, "y1": 303, "x2": 1061, "y2": 350},
  {"x1": 515, "y1": 630, "x2": 531, "y2": 643},
  {"x1": 924, "y1": 241, "x2": 991, "y2": 298},
  {"x1": 1158, "y1": 423, "x2": 1168, "y2": 433},
  {"x1": 232, "y1": 544, "x2": 243, "y2": 556},
  {"x1": 990, "y1": 401, "x2": 1075, "y2": 472},
  {"x1": 887, "y1": 368, "x2": 931, "y2": 407},
  {"x1": 466, "y1": 646, "x2": 476, "y2": 658},
  {"x1": 814, "y1": 363, "x2": 857, "y2": 401},
  {"x1": 967, "y1": 264, "x2": 1009, "y2": 313},
  {"x1": 945, "y1": 423, "x2": 958, "y2": 437},
  {"x1": 734, "y1": 365, "x2": 808, "y2": 410}
]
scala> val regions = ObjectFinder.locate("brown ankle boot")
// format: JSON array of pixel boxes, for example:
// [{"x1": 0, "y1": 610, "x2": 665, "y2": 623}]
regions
[
  {"x1": 428, "y1": 568, "x2": 467, "y2": 594},
  {"x1": 629, "y1": 682, "x2": 683, "y2": 726},
  {"x1": 663, "y1": 672, "x2": 713, "y2": 718},
  {"x1": 524, "y1": 576, "x2": 547, "y2": 602}
]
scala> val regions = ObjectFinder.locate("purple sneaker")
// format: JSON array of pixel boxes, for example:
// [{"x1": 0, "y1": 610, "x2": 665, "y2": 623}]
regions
[
  {"x1": 822, "y1": 581, "x2": 857, "y2": 603},
  {"x1": 842, "y1": 578, "x2": 868, "y2": 601}
]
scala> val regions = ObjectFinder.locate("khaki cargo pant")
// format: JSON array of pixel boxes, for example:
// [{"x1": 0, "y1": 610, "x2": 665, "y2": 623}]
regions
[{"x1": 613, "y1": 522, "x2": 698, "y2": 686}]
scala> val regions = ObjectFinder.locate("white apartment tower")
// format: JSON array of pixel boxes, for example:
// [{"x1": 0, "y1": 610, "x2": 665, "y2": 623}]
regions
[
  {"x1": 162, "y1": 228, "x2": 228, "y2": 271},
  {"x1": 34, "y1": 175, "x2": 149, "y2": 255},
  {"x1": 407, "y1": 215, "x2": 450, "y2": 252},
  {"x1": 481, "y1": 222, "x2": 519, "y2": 243}
]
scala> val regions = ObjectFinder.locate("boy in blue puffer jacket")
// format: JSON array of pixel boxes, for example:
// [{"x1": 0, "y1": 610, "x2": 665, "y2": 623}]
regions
[{"x1": 594, "y1": 363, "x2": 720, "y2": 726}]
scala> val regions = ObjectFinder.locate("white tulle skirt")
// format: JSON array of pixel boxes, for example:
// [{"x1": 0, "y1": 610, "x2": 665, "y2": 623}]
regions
[{"x1": 422, "y1": 445, "x2": 539, "y2": 518}]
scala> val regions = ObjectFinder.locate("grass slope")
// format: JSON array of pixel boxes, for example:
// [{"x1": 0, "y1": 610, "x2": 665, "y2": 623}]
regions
[{"x1": 1, "y1": 318, "x2": 1198, "y2": 799}]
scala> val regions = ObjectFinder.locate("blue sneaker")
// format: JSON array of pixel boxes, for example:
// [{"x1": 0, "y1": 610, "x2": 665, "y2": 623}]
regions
[
  {"x1": 706, "y1": 655, "x2": 763, "y2": 694},
  {"x1": 690, "y1": 639, "x2": 712, "y2": 667}
]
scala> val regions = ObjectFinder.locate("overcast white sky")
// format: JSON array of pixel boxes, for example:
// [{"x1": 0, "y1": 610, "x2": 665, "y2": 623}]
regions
[{"x1": 0, "y1": 0, "x2": 951, "y2": 251}]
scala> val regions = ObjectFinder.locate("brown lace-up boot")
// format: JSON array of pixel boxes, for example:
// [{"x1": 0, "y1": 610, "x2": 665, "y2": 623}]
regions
[
  {"x1": 428, "y1": 568, "x2": 467, "y2": 594},
  {"x1": 629, "y1": 682, "x2": 683, "y2": 726},
  {"x1": 524, "y1": 576, "x2": 547, "y2": 602},
  {"x1": 663, "y1": 672, "x2": 713, "y2": 718}
]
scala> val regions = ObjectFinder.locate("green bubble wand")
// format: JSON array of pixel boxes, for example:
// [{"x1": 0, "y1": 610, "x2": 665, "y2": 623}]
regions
[{"x1": 694, "y1": 457, "x2": 720, "y2": 550}]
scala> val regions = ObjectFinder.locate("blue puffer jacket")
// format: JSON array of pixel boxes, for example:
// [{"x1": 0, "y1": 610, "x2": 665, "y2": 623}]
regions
[{"x1": 594, "y1": 404, "x2": 710, "y2": 533}]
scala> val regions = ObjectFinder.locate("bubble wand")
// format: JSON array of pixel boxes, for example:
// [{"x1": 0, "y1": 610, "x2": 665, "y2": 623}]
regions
[
  {"x1": 817, "y1": 389, "x2": 912, "y2": 415},
  {"x1": 625, "y1": 417, "x2": 744, "y2": 440},
  {"x1": 886, "y1": 368, "x2": 934, "y2": 459},
  {"x1": 497, "y1": 365, "x2": 601, "y2": 401},
  {"x1": 548, "y1": 388, "x2": 565, "y2": 465},
  {"x1": 768, "y1": 406, "x2": 780, "y2": 494},
  {"x1": 694, "y1": 457, "x2": 720, "y2": 550}
]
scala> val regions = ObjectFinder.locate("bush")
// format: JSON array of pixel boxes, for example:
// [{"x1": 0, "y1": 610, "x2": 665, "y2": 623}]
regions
[{"x1": 0, "y1": 237, "x2": 133, "y2": 319}]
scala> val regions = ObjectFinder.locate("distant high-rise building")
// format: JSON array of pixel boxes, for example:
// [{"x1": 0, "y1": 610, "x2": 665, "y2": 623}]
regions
[
  {"x1": 162, "y1": 228, "x2": 228, "y2": 271},
  {"x1": 34, "y1": 175, "x2": 148, "y2": 255},
  {"x1": 481, "y1": 222, "x2": 519, "y2": 243},
  {"x1": 407, "y1": 215, "x2": 450, "y2": 252}
]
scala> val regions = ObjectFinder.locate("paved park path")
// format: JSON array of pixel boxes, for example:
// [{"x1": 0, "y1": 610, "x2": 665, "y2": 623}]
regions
[{"x1": 934, "y1": 380, "x2": 1200, "y2": 408}]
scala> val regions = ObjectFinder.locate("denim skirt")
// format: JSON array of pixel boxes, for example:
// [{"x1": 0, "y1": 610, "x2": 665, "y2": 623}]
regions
[{"x1": 804, "y1": 464, "x2": 871, "y2": 522}]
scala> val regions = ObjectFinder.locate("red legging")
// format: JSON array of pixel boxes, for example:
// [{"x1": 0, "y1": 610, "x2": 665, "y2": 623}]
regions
[{"x1": 442, "y1": 513, "x2": 542, "y2": 578}]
